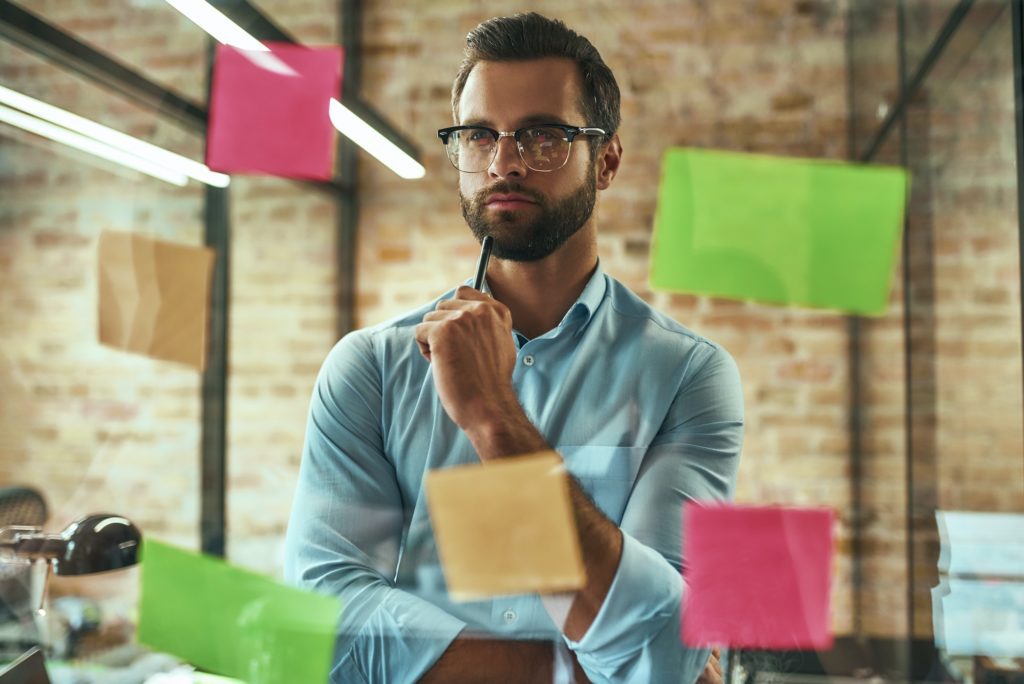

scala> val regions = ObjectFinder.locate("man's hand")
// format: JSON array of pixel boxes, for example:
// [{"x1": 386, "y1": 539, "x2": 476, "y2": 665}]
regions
[
  {"x1": 414, "y1": 286, "x2": 521, "y2": 434},
  {"x1": 697, "y1": 648, "x2": 724, "y2": 684}
]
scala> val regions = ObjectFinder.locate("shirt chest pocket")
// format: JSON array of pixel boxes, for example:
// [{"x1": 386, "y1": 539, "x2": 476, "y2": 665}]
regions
[{"x1": 556, "y1": 446, "x2": 646, "y2": 525}]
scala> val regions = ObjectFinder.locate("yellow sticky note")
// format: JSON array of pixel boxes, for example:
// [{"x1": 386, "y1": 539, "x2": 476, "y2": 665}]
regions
[
  {"x1": 425, "y1": 452, "x2": 585, "y2": 600},
  {"x1": 97, "y1": 230, "x2": 215, "y2": 370}
]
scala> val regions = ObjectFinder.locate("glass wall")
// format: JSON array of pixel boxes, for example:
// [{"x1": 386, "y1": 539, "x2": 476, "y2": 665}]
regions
[
  {"x1": 0, "y1": 0, "x2": 345, "y2": 667},
  {"x1": 0, "y1": 35, "x2": 207, "y2": 645},
  {"x1": 0, "y1": 0, "x2": 1021, "y2": 680},
  {"x1": 846, "y1": 0, "x2": 1023, "y2": 680}
]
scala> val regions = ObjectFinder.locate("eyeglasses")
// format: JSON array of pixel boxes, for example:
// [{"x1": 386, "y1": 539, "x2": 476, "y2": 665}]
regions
[{"x1": 437, "y1": 124, "x2": 607, "y2": 173}]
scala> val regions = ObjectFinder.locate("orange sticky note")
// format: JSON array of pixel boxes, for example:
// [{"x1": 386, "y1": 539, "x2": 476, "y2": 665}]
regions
[
  {"x1": 425, "y1": 452, "x2": 585, "y2": 600},
  {"x1": 206, "y1": 42, "x2": 343, "y2": 180},
  {"x1": 682, "y1": 502, "x2": 834, "y2": 650},
  {"x1": 97, "y1": 230, "x2": 215, "y2": 370}
]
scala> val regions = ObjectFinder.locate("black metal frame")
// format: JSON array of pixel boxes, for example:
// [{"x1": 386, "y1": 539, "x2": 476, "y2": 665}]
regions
[
  {"x1": 842, "y1": 0, "x2": 863, "y2": 639},
  {"x1": 336, "y1": 0, "x2": 360, "y2": 338},
  {"x1": 857, "y1": 0, "x2": 974, "y2": 164},
  {"x1": 0, "y1": 0, "x2": 421, "y2": 555},
  {"x1": 894, "y1": 4, "x2": 916, "y2": 677},
  {"x1": 200, "y1": 38, "x2": 230, "y2": 558},
  {"x1": 1013, "y1": 0, "x2": 1024, "y2": 487}
]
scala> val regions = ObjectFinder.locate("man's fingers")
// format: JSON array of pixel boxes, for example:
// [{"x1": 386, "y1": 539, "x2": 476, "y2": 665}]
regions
[
  {"x1": 422, "y1": 309, "x2": 461, "y2": 322},
  {"x1": 413, "y1": 321, "x2": 433, "y2": 347},
  {"x1": 416, "y1": 342, "x2": 431, "y2": 361},
  {"x1": 436, "y1": 297, "x2": 488, "y2": 312},
  {"x1": 452, "y1": 285, "x2": 489, "y2": 300},
  {"x1": 696, "y1": 660, "x2": 723, "y2": 684}
]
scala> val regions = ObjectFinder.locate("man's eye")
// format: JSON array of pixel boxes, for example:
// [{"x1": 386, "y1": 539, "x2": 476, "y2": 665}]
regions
[
  {"x1": 524, "y1": 127, "x2": 564, "y2": 146},
  {"x1": 466, "y1": 130, "x2": 492, "y2": 144}
]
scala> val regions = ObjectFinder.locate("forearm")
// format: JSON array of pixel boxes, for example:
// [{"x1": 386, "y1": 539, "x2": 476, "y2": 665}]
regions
[
  {"x1": 464, "y1": 411, "x2": 623, "y2": 642},
  {"x1": 562, "y1": 478, "x2": 623, "y2": 641},
  {"x1": 420, "y1": 637, "x2": 592, "y2": 684}
]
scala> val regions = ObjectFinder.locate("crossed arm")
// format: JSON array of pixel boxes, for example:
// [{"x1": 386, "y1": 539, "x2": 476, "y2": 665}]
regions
[
  {"x1": 417, "y1": 415, "x2": 621, "y2": 683},
  {"x1": 414, "y1": 288, "x2": 735, "y2": 682},
  {"x1": 285, "y1": 287, "x2": 742, "y2": 683}
]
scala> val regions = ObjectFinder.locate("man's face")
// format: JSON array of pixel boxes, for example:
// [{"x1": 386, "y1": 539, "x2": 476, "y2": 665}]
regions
[{"x1": 456, "y1": 58, "x2": 598, "y2": 262}]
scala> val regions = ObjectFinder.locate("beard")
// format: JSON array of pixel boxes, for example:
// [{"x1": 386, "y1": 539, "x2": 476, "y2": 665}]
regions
[{"x1": 459, "y1": 168, "x2": 597, "y2": 262}]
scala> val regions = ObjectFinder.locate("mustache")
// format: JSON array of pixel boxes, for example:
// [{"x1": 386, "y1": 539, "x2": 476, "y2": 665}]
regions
[{"x1": 473, "y1": 182, "x2": 544, "y2": 204}]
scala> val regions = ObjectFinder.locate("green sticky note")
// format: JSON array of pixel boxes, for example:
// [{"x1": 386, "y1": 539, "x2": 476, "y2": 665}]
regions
[
  {"x1": 650, "y1": 147, "x2": 909, "y2": 315},
  {"x1": 138, "y1": 540, "x2": 340, "y2": 684}
]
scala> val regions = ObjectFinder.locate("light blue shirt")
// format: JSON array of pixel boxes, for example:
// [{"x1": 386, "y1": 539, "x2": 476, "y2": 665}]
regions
[{"x1": 284, "y1": 264, "x2": 744, "y2": 683}]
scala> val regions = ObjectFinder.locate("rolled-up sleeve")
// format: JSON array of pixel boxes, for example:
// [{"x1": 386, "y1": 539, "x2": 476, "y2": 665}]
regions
[
  {"x1": 284, "y1": 331, "x2": 465, "y2": 683},
  {"x1": 565, "y1": 343, "x2": 744, "y2": 684}
]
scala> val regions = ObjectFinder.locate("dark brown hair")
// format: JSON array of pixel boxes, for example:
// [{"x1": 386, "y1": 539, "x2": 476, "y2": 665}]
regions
[{"x1": 451, "y1": 13, "x2": 621, "y2": 146}]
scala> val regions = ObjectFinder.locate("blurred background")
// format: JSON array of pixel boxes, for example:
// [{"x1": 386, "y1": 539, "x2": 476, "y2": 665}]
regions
[{"x1": 0, "y1": 0, "x2": 1021, "y2": 681}]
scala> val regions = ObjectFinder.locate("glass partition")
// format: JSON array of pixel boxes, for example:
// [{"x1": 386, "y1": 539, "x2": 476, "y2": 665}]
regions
[
  {"x1": 903, "y1": 0, "x2": 1023, "y2": 676},
  {"x1": 0, "y1": 34, "x2": 206, "y2": 659},
  {"x1": 848, "y1": 0, "x2": 1024, "y2": 680},
  {"x1": 0, "y1": 1, "x2": 344, "y2": 670},
  {"x1": 1, "y1": 0, "x2": 1021, "y2": 681}
]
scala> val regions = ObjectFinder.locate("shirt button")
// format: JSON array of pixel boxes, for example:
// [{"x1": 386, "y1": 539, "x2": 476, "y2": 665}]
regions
[
  {"x1": 522, "y1": 355, "x2": 535, "y2": 367},
  {"x1": 502, "y1": 609, "x2": 517, "y2": 624}
]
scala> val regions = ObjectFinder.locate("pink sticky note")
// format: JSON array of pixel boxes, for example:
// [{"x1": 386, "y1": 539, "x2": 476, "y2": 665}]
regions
[
  {"x1": 207, "y1": 42, "x2": 343, "y2": 180},
  {"x1": 682, "y1": 502, "x2": 834, "y2": 650}
]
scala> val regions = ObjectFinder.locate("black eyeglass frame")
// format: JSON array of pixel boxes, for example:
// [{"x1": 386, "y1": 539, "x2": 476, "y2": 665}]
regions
[{"x1": 436, "y1": 124, "x2": 608, "y2": 173}]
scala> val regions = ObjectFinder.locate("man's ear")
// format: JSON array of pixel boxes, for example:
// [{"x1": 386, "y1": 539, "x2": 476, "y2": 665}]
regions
[{"x1": 595, "y1": 133, "x2": 622, "y2": 190}]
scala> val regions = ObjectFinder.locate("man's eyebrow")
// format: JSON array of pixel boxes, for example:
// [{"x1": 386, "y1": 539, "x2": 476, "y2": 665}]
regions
[{"x1": 460, "y1": 114, "x2": 573, "y2": 128}]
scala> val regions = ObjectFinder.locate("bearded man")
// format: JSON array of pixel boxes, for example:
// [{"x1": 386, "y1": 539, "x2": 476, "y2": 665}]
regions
[{"x1": 285, "y1": 12, "x2": 743, "y2": 684}]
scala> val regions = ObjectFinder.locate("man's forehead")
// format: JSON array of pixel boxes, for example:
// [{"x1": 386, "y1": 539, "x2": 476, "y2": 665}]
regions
[{"x1": 457, "y1": 57, "x2": 585, "y2": 125}]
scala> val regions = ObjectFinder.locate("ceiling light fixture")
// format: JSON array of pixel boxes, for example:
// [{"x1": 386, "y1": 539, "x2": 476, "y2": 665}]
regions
[
  {"x1": 329, "y1": 99, "x2": 426, "y2": 180},
  {"x1": 0, "y1": 85, "x2": 229, "y2": 187},
  {"x1": 0, "y1": 104, "x2": 188, "y2": 186},
  {"x1": 163, "y1": 0, "x2": 268, "y2": 51}
]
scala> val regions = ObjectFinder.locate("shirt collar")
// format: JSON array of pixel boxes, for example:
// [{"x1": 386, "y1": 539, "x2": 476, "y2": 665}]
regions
[
  {"x1": 475, "y1": 260, "x2": 607, "y2": 341},
  {"x1": 559, "y1": 260, "x2": 607, "y2": 329}
]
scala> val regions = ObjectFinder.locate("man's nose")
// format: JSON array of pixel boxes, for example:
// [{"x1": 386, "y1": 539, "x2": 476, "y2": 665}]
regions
[{"x1": 488, "y1": 136, "x2": 526, "y2": 179}]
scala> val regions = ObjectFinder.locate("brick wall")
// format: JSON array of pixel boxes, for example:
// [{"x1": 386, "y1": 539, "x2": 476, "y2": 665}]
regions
[{"x1": 2, "y1": 0, "x2": 1019, "y2": 645}]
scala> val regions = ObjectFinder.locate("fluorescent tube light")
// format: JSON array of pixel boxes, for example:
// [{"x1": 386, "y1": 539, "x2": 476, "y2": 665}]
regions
[
  {"x1": 0, "y1": 85, "x2": 230, "y2": 188},
  {"x1": 0, "y1": 104, "x2": 189, "y2": 186},
  {"x1": 329, "y1": 99, "x2": 425, "y2": 180},
  {"x1": 163, "y1": 0, "x2": 268, "y2": 51}
]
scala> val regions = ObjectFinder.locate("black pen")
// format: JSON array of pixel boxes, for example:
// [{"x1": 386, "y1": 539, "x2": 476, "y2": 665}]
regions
[{"x1": 472, "y1": 236, "x2": 494, "y2": 291}]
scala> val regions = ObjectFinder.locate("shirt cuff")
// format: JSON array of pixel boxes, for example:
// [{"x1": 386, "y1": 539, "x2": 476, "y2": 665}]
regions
[
  {"x1": 565, "y1": 530, "x2": 681, "y2": 659},
  {"x1": 335, "y1": 589, "x2": 467, "y2": 683}
]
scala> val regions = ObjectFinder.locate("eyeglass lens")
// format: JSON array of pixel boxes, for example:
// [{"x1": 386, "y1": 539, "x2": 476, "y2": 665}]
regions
[{"x1": 446, "y1": 127, "x2": 571, "y2": 172}]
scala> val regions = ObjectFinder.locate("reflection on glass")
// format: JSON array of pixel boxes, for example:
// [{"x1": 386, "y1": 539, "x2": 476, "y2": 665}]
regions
[{"x1": 1, "y1": 27, "x2": 206, "y2": 669}]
